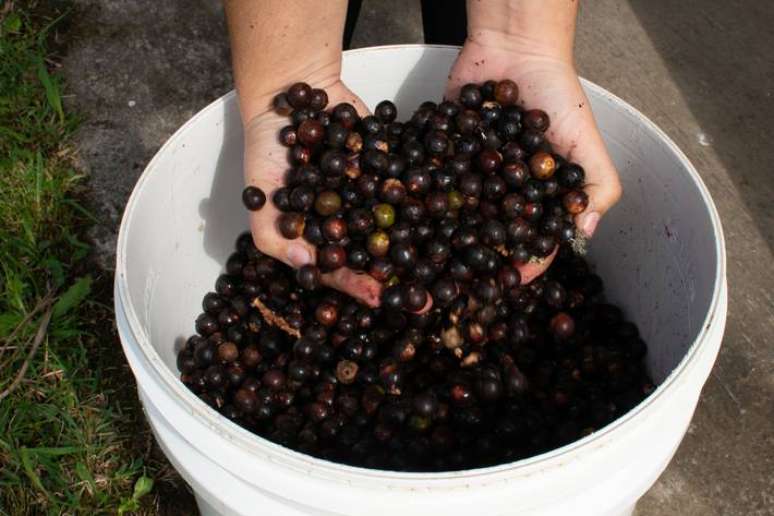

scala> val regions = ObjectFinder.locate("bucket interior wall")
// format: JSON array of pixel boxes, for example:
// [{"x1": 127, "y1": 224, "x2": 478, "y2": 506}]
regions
[{"x1": 122, "y1": 46, "x2": 717, "y2": 394}]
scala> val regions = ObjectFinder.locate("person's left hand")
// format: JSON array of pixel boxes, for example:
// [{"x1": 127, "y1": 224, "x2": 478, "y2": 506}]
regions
[
  {"x1": 243, "y1": 81, "x2": 385, "y2": 307},
  {"x1": 446, "y1": 38, "x2": 622, "y2": 284}
]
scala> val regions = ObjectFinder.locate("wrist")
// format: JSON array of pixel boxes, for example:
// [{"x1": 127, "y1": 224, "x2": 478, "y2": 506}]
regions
[
  {"x1": 466, "y1": 28, "x2": 574, "y2": 64},
  {"x1": 465, "y1": 0, "x2": 577, "y2": 63}
]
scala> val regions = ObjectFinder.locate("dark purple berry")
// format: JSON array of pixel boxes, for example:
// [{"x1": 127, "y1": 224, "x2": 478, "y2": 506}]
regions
[
  {"x1": 403, "y1": 283, "x2": 429, "y2": 312},
  {"x1": 296, "y1": 265, "x2": 321, "y2": 291},
  {"x1": 382, "y1": 284, "x2": 405, "y2": 311},
  {"x1": 242, "y1": 186, "x2": 266, "y2": 211},
  {"x1": 459, "y1": 83, "x2": 484, "y2": 109},
  {"x1": 557, "y1": 163, "x2": 585, "y2": 189},
  {"x1": 287, "y1": 82, "x2": 312, "y2": 109},
  {"x1": 375, "y1": 100, "x2": 397, "y2": 123}
]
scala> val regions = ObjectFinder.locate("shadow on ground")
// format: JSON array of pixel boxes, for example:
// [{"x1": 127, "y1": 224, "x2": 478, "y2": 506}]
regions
[
  {"x1": 63, "y1": 0, "x2": 234, "y2": 512},
  {"x1": 64, "y1": 0, "x2": 232, "y2": 269},
  {"x1": 628, "y1": 0, "x2": 774, "y2": 253}
]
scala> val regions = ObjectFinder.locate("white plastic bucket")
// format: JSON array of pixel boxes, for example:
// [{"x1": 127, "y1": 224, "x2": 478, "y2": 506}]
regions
[{"x1": 115, "y1": 45, "x2": 727, "y2": 516}]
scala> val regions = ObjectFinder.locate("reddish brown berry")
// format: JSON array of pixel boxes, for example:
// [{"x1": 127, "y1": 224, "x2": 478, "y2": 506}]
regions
[
  {"x1": 551, "y1": 312, "x2": 576, "y2": 339},
  {"x1": 309, "y1": 88, "x2": 329, "y2": 111},
  {"x1": 494, "y1": 79, "x2": 519, "y2": 106},
  {"x1": 287, "y1": 82, "x2": 312, "y2": 109},
  {"x1": 477, "y1": 148, "x2": 503, "y2": 174},
  {"x1": 297, "y1": 119, "x2": 324, "y2": 146},
  {"x1": 318, "y1": 244, "x2": 347, "y2": 271},
  {"x1": 529, "y1": 151, "x2": 556, "y2": 180},
  {"x1": 563, "y1": 190, "x2": 589, "y2": 215},
  {"x1": 315, "y1": 302, "x2": 339, "y2": 327},
  {"x1": 217, "y1": 341, "x2": 239, "y2": 363},
  {"x1": 240, "y1": 345, "x2": 262, "y2": 369},
  {"x1": 272, "y1": 93, "x2": 293, "y2": 115},
  {"x1": 278, "y1": 125, "x2": 297, "y2": 147},
  {"x1": 322, "y1": 216, "x2": 348, "y2": 242},
  {"x1": 234, "y1": 388, "x2": 258, "y2": 413},
  {"x1": 524, "y1": 109, "x2": 550, "y2": 132},
  {"x1": 277, "y1": 212, "x2": 305, "y2": 239},
  {"x1": 296, "y1": 264, "x2": 321, "y2": 291}
]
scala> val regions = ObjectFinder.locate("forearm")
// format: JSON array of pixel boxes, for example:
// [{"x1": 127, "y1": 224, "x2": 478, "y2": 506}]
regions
[
  {"x1": 465, "y1": 0, "x2": 578, "y2": 61},
  {"x1": 223, "y1": 0, "x2": 349, "y2": 124}
]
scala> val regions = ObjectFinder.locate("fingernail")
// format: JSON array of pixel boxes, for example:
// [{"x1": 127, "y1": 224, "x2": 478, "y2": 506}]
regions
[
  {"x1": 580, "y1": 211, "x2": 600, "y2": 237},
  {"x1": 287, "y1": 245, "x2": 311, "y2": 267}
]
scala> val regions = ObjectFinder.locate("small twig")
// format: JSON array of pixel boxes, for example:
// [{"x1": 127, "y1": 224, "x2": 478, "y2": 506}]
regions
[
  {"x1": 0, "y1": 306, "x2": 53, "y2": 401},
  {"x1": 0, "y1": 332, "x2": 34, "y2": 373},
  {"x1": 0, "y1": 293, "x2": 54, "y2": 359},
  {"x1": 251, "y1": 298, "x2": 301, "y2": 338},
  {"x1": 41, "y1": 369, "x2": 63, "y2": 381}
]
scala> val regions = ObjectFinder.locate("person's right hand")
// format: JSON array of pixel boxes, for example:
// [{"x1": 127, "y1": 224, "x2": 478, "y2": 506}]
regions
[
  {"x1": 243, "y1": 81, "x2": 383, "y2": 307},
  {"x1": 445, "y1": 40, "x2": 622, "y2": 285}
]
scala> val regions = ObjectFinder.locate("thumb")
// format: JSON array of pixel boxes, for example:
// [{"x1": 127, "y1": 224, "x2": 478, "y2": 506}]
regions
[
  {"x1": 562, "y1": 117, "x2": 622, "y2": 238},
  {"x1": 575, "y1": 150, "x2": 621, "y2": 238},
  {"x1": 249, "y1": 202, "x2": 318, "y2": 268},
  {"x1": 321, "y1": 267, "x2": 382, "y2": 308},
  {"x1": 250, "y1": 201, "x2": 387, "y2": 307},
  {"x1": 251, "y1": 209, "x2": 383, "y2": 307}
]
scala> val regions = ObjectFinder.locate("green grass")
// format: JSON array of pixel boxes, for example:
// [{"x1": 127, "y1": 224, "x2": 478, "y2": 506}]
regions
[{"x1": 0, "y1": 3, "x2": 163, "y2": 514}]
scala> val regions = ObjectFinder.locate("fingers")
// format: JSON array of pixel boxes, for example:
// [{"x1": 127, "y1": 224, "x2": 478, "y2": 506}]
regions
[
  {"x1": 553, "y1": 86, "x2": 621, "y2": 238},
  {"x1": 321, "y1": 269, "x2": 435, "y2": 314},
  {"x1": 251, "y1": 208, "x2": 387, "y2": 308},
  {"x1": 517, "y1": 246, "x2": 558, "y2": 285},
  {"x1": 321, "y1": 267, "x2": 382, "y2": 307},
  {"x1": 248, "y1": 200, "x2": 318, "y2": 268},
  {"x1": 247, "y1": 197, "x2": 384, "y2": 309},
  {"x1": 414, "y1": 294, "x2": 434, "y2": 315},
  {"x1": 559, "y1": 86, "x2": 621, "y2": 238},
  {"x1": 243, "y1": 82, "x2": 433, "y2": 310},
  {"x1": 250, "y1": 209, "x2": 389, "y2": 308},
  {"x1": 324, "y1": 82, "x2": 373, "y2": 117},
  {"x1": 576, "y1": 155, "x2": 621, "y2": 237}
]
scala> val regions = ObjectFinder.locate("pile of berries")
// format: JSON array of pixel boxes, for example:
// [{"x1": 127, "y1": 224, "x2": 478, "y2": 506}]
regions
[
  {"x1": 176, "y1": 81, "x2": 654, "y2": 471},
  {"x1": 178, "y1": 235, "x2": 652, "y2": 471},
  {"x1": 242, "y1": 80, "x2": 590, "y2": 310}
]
